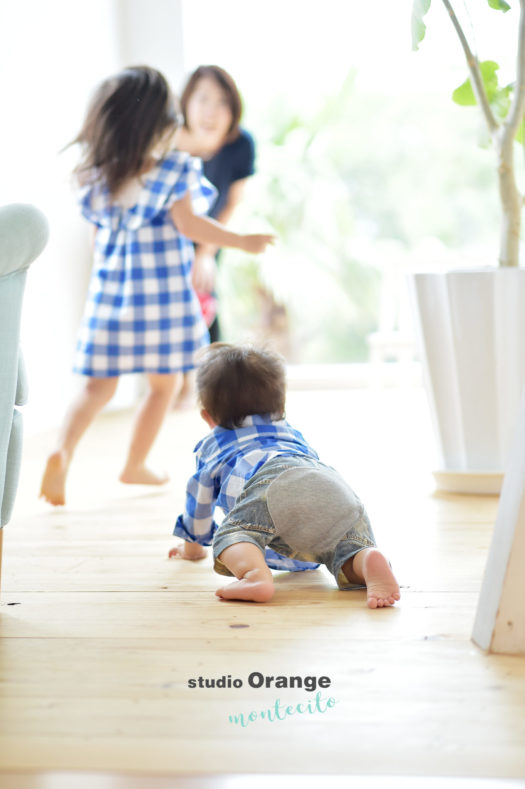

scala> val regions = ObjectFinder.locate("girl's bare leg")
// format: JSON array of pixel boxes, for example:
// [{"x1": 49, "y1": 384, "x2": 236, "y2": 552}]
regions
[
  {"x1": 172, "y1": 370, "x2": 197, "y2": 411},
  {"x1": 119, "y1": 372, "x2": 180, "y2": 485},
  {"x1": 215, "y1": 542, "x2": 274, "y2": 603},
  {"x1": 342, "y1": 548, "x2": 400, "y2": 609},
  {"x1": 40, "y1": 376, "x2": 119, "y2": 505}
]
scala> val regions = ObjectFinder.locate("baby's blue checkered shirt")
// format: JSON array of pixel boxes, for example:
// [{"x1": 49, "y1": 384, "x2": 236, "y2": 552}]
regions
[{"x1": 173, "y1": 414, "x2": 320, "y2": 571}]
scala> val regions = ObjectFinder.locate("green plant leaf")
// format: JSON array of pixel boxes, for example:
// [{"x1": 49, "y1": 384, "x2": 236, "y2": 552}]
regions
[
  {"x1": 412, "y1": 0, "x2": 432, "y2": 50},
  {"x1": 477, "y1": 61, "x2": 501, "y2": 101},
  {"x1": 452, "y1": 62, "x2": 515, "y2": 124},
  {"x1": 491, "y1": 83, "x2": 513, "y2": 120},
  {"x1": 452, "y1": 61, "x2": 510, "y2": 106},
  {"x1": 487, "y1": 0, "x2": 511, "y2": 11},
  {"x1": 452, "y1": 80, "x2": 477, "y2": 106}
]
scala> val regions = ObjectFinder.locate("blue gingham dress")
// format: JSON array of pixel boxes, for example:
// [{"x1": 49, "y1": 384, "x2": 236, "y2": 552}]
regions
[{"x1": 73, "y1": 150, "x2": 216, "y2": 377}]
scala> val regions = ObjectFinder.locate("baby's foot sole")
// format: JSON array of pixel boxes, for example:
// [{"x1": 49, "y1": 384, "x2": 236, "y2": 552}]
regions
[
  {"x1": 39, "y1": 451, "x2": 68, "y2": 506},
  {"x1": 216, "y1": 578, "x2": 274, "y2": 603},
  {"x1": 119, "y1": 467, "x2": 169, "y2": 486},
  {"x1": 362, "y1": 549, "x2": 401, "y2": 609}
]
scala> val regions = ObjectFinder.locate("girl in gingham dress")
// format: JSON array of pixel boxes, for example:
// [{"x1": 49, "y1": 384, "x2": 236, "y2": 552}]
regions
[{"x1": 40, "y1": 66, "x2": 273, "y2": 506}]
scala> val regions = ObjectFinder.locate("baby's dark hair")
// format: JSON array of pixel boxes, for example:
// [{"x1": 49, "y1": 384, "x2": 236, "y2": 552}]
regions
[
  {"x1": 72, "y1": 65, "x2": 178, "y2": 194},
  {"x1": 197, "y1": 343, "x2": 286, "y2": 429}
]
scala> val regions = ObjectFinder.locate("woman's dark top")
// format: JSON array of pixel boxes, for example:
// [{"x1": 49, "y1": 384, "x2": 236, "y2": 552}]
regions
[
  {"x1": 200, "y1": 128, "x2": 255, "y2": 341},
  {"x1": 202, "y1": 128, "x2": 255, "y2": 219}
]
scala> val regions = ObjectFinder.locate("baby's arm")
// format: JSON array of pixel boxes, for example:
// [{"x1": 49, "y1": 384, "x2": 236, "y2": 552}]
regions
[
  {"x1": 170, "y1": 192, "x2": 274, "y2": 254},
  {"x1": 170, "y1": 465, "x2": 217, "y2": 562}
]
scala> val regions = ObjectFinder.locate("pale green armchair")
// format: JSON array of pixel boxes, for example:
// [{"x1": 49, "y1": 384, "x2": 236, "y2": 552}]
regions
[{"x1": 0, "y1": 204, "x2": 49, "y2": 591}]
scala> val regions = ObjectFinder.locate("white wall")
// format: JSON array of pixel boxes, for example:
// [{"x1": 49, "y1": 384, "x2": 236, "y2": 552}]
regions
[
  {"x1": 115, "y1": 0, "x2": 184, "y2": 90},
  {"x1": 0, "y1": 0, "x2": 184, "y2": 434}
]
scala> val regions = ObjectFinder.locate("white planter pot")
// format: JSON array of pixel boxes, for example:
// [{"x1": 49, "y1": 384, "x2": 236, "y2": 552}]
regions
[{"x1": 408, "y1": 268, "x2": 525, "y2": 494}]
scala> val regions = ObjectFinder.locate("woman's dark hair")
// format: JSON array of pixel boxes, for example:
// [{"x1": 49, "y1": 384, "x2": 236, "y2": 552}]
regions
[
  {"x1": 72, "y1": 65, "x2": 178, "y2": 194},
  {"x1": 197, "y1": 343, "x2": 286, "y2": 429},
  {"x1": 180, "y1": 65, "x2": 242, "y2": 145}
]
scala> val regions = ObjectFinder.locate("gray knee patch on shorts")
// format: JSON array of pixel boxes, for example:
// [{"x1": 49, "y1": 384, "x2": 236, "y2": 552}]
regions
[{"x1": 266, "y1": 466, "x2": 364, "y2": 555}]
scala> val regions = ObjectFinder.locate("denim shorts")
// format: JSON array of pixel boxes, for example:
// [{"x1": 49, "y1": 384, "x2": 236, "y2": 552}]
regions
[{"x1": 213, "y1": 455, "x2": 376, "y2": 590}]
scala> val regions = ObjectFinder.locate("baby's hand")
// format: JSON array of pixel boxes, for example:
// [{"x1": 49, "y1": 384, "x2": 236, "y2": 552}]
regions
[
  {"x1": 240, "y1": 234, "x2": 275, "y2": 254},
  {"x1": 169, "y1": 542, "x2": 207, "y2": 561}
]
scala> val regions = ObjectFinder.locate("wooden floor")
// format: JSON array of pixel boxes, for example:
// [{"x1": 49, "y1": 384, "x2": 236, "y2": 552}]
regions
[{"x1": 1, "y1": 384, "x2": 524, "y2": 783}]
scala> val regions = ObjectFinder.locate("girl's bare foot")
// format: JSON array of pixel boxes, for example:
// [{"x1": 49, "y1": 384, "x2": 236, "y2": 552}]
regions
[
  {"x1": 216, "y1": 571, "x2": 274, "y2": 603},
  {"x1": 118, "y1": 466, "x2": 169, "y2": 485},
  {"x1": 40, "y1": 451, "x2": 69, "y2": 506},
  {"x1": 360, "y1": 548, "x2": 401, "y2": 609}
]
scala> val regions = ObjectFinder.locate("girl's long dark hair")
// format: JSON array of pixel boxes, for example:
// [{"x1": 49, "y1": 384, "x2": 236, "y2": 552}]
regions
[{"x1": 72, "y1": 66, "x2": 178, "y2": 194}]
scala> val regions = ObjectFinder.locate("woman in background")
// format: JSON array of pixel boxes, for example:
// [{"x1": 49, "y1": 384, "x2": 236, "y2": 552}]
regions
[
  {"x1": 177, "y1": 65, "x2": 255, "y2": 337},
  {"x1": 173, "y1": 65, "x2": 256, "y2": 405}
]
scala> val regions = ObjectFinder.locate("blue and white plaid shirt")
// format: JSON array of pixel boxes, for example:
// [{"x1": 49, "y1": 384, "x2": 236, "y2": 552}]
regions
[{"x1": 173, "y1": 414, "x2": 320, "y2": 571}]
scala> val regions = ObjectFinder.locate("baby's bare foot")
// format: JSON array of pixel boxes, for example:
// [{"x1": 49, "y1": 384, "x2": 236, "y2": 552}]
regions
[
  {"x1": 40, "y1": 451, "x2": 68, "y2": 506},
  {"x1": 361, "y1": 549, "x2": 400, "y2": 609},
  {"x1": 119, "y1": 466, "x2": 169, "y2": 486},
  {"x1": 216, "y1": 574, "x2": 274, "y2": 603}
]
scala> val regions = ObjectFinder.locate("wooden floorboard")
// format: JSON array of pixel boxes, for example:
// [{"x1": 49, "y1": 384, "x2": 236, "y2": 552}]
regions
[
  {"x1": 0, "y1": 387, "x2": 523, "y2": 779},
  {"x1": 1, "y1": 774, "x2": 525, "y2": 789},
  {"x1": 1, "y1": 773, "x2": 524, "y2": 789}
]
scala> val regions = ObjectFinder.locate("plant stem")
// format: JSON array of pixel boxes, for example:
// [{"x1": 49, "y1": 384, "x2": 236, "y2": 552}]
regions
[
  {"x1": 442, "y1": 0, "x2": 525, "y2": 267},
  {"x1": 497, "y1": 0, "x2": 525, "y2": 267},
  {"x1": 440, "y1": 0, "x2": 498, "y2": 135}
]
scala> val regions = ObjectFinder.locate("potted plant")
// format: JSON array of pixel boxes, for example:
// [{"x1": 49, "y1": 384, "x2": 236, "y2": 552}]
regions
[{"x1": 409, "y1": 0, "x2": 525, "y2": 493}]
